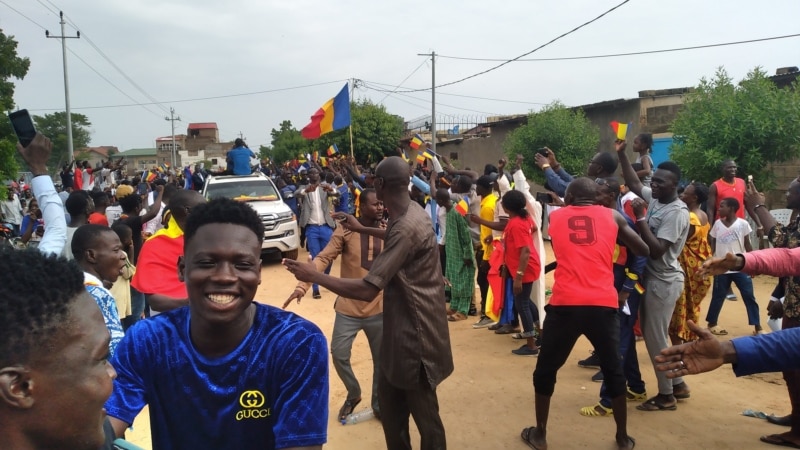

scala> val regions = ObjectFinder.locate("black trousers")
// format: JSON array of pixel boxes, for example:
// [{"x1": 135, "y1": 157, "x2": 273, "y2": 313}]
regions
[
  {"x1": 378, "y1": 366, "x2": 446, "y2": 450},
  {"x1": 533, "y1": 305, "x2": 625, "y2": 399}
]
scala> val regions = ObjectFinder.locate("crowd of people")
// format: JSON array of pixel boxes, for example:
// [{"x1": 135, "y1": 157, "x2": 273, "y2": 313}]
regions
[{"x1": 2, "y1": 129, "x2": 799, "y2": 450}]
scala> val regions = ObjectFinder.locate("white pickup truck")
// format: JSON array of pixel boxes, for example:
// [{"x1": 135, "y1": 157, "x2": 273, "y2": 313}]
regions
[{"x1": 202, "y1": 172, "x2": 299, "y2": 260}]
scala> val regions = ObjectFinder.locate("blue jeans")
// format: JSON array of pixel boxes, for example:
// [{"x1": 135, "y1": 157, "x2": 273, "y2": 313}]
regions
[
  {"x1": 705, "y1": 272, "x2": 761, "y2": 326},
  {"x1": 599, "y1": 265, "x2": 646, "y2": 406},
  {"x1": 513, "y1": 282, "x2": 537, "y2": 333},
  {"x1": 122, "y1": 285, "x2": 146, "y2": 330},
  {"x1": 305, "y1": 224, "x2": 333, "y2": 293}
]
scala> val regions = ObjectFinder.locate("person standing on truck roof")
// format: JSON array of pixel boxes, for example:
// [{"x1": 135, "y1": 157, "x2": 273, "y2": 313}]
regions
[{"x1": 227, "y1": 138, "x2": 257, "y2": 176}]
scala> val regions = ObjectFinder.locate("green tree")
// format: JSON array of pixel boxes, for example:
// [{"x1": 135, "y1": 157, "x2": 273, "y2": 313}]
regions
[
  {"x1": 263, "y1": 120, "x2": 311, "y2": 164},
  {"x1": 32, "y1": 112, "x2": 93, "y2": 171},
  {"x1": 670, "y1": 67, "x2": 800, "y2": 188},
  {"x1": 503, "y1": 101, "x2": 600, "y2": 185},
  {"x1": 0, "y1": 30, "x2": 31, "y2": 189},
  {"x1": 310, "y1": 99, "x2": 403, "y2": 163}
]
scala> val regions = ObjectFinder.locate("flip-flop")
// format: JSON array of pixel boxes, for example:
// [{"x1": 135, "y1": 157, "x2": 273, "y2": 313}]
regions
[
  {"x1": 761, "y1": 434, "x2": 800, "y2": 448},
  {"x1": 709, "y1": 325, "x2": 728, "y2": 336},
  {"x1": 636, "y1": 397, "x2": 677, "y2": 412},
  {"x1": 520, "y1": 427, "x2": 546, "y2": 450}
]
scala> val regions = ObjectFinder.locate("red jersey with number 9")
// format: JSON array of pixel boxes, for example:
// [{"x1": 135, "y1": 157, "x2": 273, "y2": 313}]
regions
[{"x1": 548, "y1": 205, "x2": 618, "y2": 308}]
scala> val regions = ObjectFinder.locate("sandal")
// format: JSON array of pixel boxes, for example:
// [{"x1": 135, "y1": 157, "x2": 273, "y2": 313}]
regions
[
  {"x1": 520, "y1": 426, "x2": 546, "y2": 450},
  {"x1": 512, "y1": 331, "x2": 535, "y2": 340},
  {"x1": 636, "y1": 396, "x2": 677, "y2": 412},
  {"x1": 579, "y1": 403, "x2": 613, "y2": 417},
  {"x1": 760, "y1": 433, "x2": 800, "y2": 448},
  {"x1": 448, "y1": 312, "x2": 467, "y2": 322},
  {"x1": 708, "y1": 325, "x2": 728, "y2": 336},
  {"x1": 626, "y1": 388, "x2": 647, "y2": 402},
  {"x1": 338, "y1": 397, "x2": 361, "y2": 421}
]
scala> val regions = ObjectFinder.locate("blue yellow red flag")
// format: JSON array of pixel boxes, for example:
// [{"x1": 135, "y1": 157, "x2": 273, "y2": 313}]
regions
[{"x1": 301, "y1": 83, "x2": 351, "y2": 139}]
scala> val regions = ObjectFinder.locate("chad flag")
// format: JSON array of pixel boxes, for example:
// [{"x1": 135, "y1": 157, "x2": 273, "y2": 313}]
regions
[
  {"x1": 610, "y1": 121, "x2": 632, "y2": 141},
  {"x1": 410, "y1": 134, "x2": 423, "y2": 150},
  {"x1": 301, "y1": 83, "x2": 351, "y2": 139},
  {"x1": 454, "y1": 196, "x2": 469, "y2": 216}
]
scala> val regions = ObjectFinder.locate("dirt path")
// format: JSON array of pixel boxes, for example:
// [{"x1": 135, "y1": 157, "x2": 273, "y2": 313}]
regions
[{"x1": 127, "y1": 244, "x2": 790, "y2": 449}]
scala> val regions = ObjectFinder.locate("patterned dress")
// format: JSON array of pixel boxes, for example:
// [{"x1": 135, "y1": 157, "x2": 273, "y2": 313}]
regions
[
  {"x1": 670, "y1": 212, "x2": 712, "y2": 341},
  {"x1": 444, "y1": 207, "x2": 476, "y2": 315}
]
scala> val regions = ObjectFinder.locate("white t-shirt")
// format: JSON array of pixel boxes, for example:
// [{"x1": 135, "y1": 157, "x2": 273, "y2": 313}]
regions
[
  {"x1": 436, "y1": 205, "x2": 447, "y2": 245},
  {"x1": 710, "y1": 217, "x2": 752, "y2": 261}
]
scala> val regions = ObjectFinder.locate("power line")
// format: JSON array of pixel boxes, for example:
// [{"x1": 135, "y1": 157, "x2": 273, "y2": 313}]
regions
[
  {"x1": 46, "y1": 5, "x2": 170, "y2": 114},
  {"x1": 0, "y1": 1, "x2": 164, "y2": 118},
  {"x1": 389, "y1": 0, "x2": 632, "y2": 93},
  {"x1": 34, "y1": 0, "x2": 58, "y2": 16},
  {"x1": 28, "y1": 80, "x2": 347, "y2": 111},
  {"x1": 378, "y1": 59, "x2": 429, "y2": 104},
  {"x1": 437, "y1": 33, "x2": 800, "y2": 62},
  {"x1": 361, "y1": 81, "x2": 501, "y2": 116},
  {"x1": 363, "y1": 79, "x2": 549, "y2": 105},
  {"x1": 0, "y1": 0, "x2": 47, "y2": 30}
]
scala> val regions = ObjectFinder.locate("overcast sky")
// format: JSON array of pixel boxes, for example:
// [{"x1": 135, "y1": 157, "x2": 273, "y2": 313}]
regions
[{"x1": 2, "y1": 0, "x2": 799, "y2": 151}]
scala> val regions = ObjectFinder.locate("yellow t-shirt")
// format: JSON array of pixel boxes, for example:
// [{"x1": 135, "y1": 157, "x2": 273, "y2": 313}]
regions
[{"x1": 480, "y1": 193, "x2": 498, "y2": 260}]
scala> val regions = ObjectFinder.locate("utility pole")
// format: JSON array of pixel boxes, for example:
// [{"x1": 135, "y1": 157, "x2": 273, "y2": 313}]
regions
[
  {"x1": 417, "y1": 51, "x2": 436, "y2": 155},
  {"x1": 46, "y1": 12, "x2": 79, "y2": 164},
  {"x1": 165, "y1": 108, "x2": 181, "y2": 167}
]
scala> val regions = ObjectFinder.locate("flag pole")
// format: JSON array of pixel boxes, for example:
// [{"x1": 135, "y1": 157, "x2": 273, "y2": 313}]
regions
[{"x1": 348, "y1": 78, "x2": 355, "y2": 158}]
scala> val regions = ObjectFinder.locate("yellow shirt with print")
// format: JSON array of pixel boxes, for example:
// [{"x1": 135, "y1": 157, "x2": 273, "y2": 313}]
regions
[{"x1": 479, "y1": 193, "x2": 498, "y2": 261}]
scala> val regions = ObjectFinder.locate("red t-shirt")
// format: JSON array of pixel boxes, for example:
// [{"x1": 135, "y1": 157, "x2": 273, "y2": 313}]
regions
[
  {"x1": 548, "y1": 205, "x2": 617, "y2": 308},
  {"x1": 713, "y1": 178, "x2": 746, "y2": 220},
  {"x1": 88, "y1": 212, "x2": 109, "y2": 227},
  {"x1": 502, "y1": 215, "x2": 541, "y2": 283},
  {"x1": 74, "y1": 167, "x2": 83, "y2": 190}
]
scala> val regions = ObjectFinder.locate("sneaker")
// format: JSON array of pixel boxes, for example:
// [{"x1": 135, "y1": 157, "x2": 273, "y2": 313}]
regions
[
  {"x1": 472, "y1": 317, "x2": 495, "y2": 329},
  {"x1": 578, "y1": 351, "x2": 601, "y2": 369},
  {"x1": 312, "y1": 291, "x2": 322, "y2": 299},
  {"x1": 626, "y1": 388, "x2": 647, "y2": 402},
  {"x1": 726, "y1": 293, "x2": 738, "y2": 301},
  {"x1": 488, "y1": 322, "x2": 503, "y2": 331},
  {"x1": 591, "y1": 370, "x2": 604, "y2": 382},
  {"x1": 512, "y1": 345, "x2": 539, "y2": 356},
  {"x1": 468, "y1": 308, "x2": 478, "y2": 316},
  {"x1": 535, "y1": 334, "x2": 542, "y2": 349}
]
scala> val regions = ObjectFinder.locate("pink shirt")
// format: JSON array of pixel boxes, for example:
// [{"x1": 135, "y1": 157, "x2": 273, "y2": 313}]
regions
[{"x1": 742, "y1": 247, "x2": 800, "y2": 278}]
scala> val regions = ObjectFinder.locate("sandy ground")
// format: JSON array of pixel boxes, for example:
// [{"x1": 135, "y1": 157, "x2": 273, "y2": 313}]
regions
[{"x1": 126, "y1": 243, "x2": 792, "y2": 449}]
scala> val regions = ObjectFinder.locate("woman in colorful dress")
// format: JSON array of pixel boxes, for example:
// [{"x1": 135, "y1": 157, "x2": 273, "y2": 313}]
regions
[{"x1": 670, "y1": 181, "x2": 712, "y2": 344}]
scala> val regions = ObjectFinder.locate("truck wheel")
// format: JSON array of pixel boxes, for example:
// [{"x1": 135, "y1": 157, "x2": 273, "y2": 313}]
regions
[{"x1": 282, "y1": 249, "x2": 299, "y2": 260}]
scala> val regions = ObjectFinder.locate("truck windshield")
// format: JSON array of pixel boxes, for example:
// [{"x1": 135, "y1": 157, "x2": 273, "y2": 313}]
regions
[{"x1": 204, "y1": 180, "x2": 279, "y2": 201}]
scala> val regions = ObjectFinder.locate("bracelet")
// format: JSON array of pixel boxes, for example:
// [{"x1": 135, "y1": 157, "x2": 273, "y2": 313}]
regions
[
  {"x1": 754, "y1": 204, "x2": 766, "y2": 211},
  {"x1": 636, "y1": 217, "x2": 647, "y2": 222},
  {"x1": 541, "y1": 164, "x2": 551, "y2": 169}
]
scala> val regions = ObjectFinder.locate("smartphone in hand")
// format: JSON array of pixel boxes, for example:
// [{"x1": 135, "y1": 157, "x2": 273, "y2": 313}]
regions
[{"x1": 8, "y1": 109, "x2": 37, "y2": 147}]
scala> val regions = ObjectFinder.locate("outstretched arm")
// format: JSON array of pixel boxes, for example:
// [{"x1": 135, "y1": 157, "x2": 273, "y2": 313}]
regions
[{"x1": 615, "y1": 140, "x2": 643, "y2": 199}]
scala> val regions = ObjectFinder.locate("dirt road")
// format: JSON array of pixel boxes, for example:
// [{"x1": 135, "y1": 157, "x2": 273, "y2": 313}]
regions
[{"x1": 127, "y1": 244, "x2": 791, "y2": 449}]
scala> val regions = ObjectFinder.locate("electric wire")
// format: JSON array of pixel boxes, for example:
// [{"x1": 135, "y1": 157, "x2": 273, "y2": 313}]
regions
[
  {"x1": 0, "y1": 1, "x2": 163, "y2": 118},
  {"x1": 437, "y1": 33, "x2": 800, "y2": 62},
  {"x1": 363, "y1": 79, "x2": 548, "y2": 106},
  {"x1": 28, "y1": 80, "x2": 348, "y2": 111},
  {"x1": 391, "y1": 0, "x2": 632, "y2": 93},
  {"x1": 377, "y1": 59, "x2": 429, "y2": 104}
]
